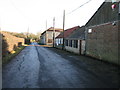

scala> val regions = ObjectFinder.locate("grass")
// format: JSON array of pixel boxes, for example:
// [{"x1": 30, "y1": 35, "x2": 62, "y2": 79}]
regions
[{"x1": 2, "y1": 46, "x2": 25, "y2": 65}]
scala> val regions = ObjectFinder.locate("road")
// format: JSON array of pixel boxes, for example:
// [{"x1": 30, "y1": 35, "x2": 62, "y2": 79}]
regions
[{"x1": 2, "y1": 42, "x2": 119, "y2": 88}]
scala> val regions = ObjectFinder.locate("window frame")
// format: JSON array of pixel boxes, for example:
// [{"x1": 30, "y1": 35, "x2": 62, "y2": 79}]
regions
[
  {"x1": 65, "y1": 40, "x2": 68, "y2": 46},
  {"x1": 73, "y1": 40, "x2": 78, "y2": 48},
  {"x1": 69, "y1": 40, "x2": 72, "y2": 47}
]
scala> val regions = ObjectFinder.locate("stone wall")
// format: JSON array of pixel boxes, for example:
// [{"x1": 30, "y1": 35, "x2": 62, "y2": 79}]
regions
[
  {"x1": 86, "y1": 21, "x2": 119, "y2": 65},
  {"x1": 1, "y1": 31, "x2": 24, "y2": 56}
]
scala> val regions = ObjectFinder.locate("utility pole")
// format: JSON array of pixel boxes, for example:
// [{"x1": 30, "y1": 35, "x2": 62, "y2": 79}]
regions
[
  {"x1": 53, "y1": 17, "x2": 55, "y2": 47},
  {"x1": 46, "y1": 20, "x2": 47, "y2": 30},
  {"x1": 0, "y1": 27, "x2": 1, "y2": 33},
  {"x1": 62, "y1": 10, "x2": 65, "y2": 50},
  {"x1": 0, "y1": 17, "x2": 1, "y2": 33},
  {"x1": 27, "y1": 27, "x2": 29, "y2": 38}
]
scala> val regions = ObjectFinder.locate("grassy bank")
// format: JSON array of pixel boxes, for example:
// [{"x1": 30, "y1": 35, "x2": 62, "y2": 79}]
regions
[{"x1": 2, "y1": 46, "x2": 25, "y2": 65}]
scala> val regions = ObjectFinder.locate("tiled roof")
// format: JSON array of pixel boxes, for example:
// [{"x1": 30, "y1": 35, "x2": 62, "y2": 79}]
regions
[
  {"x1": 47, "y1": 27, "x2": 63, "y2": 31},
  {"x1": 67, "y1": 26, "x2": 85, "y2": 40},
  {"x1": 56, "y1": 26, "x2": 80, "y2": 38},
  {"x1": 41, "y1": 27, "x2": 63, "y2": 35}
]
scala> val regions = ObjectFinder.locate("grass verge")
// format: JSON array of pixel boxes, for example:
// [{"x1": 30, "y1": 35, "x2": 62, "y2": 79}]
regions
[{"x1": 2, "y1": 46, "x2": 25, "y2": 65}]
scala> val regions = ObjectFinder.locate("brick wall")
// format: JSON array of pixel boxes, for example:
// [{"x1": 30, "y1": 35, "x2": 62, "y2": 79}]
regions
[
  {"x1": 86, "y1": 21, "x2": 119, "y2": 65},
  {"x1": 1, "y1": 31, "x2": 24, "y2": 56}
]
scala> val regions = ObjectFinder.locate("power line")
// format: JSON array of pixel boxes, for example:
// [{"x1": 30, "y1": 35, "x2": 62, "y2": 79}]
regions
[
  {"x1": 9, "y1": 0, "x2": 29, "y2": 24},
  {"x1": 9, "y1": 0, "x2": 30, "y2": 33},
  {"x1": 48, "y1": 0, "x2": 92, "y2": 30},
  {"x1": 67, "y1": 0, "x2": 92, "y2": 15},
  {"x1": 46, "y1": 0, "x2": 92, "y2": 22},
  {"x1": 48, "y1": 0, "x2": 92, "y2": 24}
]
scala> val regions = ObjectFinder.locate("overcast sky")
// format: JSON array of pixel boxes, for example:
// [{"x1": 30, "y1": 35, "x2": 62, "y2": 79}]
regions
[{"x1": 0, "y1": 0, "x2": 105, "y2": 34}]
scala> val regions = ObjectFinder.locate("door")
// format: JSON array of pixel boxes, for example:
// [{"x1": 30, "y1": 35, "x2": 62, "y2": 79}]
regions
[{"x1": 79, "y1": 40, "x2": 82, "y2": 55}]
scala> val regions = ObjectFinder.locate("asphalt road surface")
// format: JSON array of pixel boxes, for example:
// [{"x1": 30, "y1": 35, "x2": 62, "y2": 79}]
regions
[{"x1": 2, "y1": 42, "x2": 119, "y2": 88}]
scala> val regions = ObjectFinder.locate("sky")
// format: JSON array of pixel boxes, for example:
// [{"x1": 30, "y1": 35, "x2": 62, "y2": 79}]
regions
[{"x1": 0, "y1": 0, "x2": 105, "y2": 34}]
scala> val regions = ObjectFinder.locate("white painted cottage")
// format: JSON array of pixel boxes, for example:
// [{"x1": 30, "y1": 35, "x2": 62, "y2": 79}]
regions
[
  {"x1": 65, "y1": 26, "x2": 85, "y2": 55},
  {"x1": 55, "y1": 26, "x2": 80, "y2": 49}
]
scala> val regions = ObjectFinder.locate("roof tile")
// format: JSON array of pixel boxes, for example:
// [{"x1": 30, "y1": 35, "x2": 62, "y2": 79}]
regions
[{"x1": 56, "y1": 26, "x2": 80, "y2": 38}]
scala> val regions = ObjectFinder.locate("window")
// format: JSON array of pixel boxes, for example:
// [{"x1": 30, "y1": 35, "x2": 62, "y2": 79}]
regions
[
  {"x1": 65, "y1": 40, "x2": 68, "y2": 46},
  {"x1": 69, "y1": 40, "x2": 72, "y2": 47},
  {"x1": 58, "y1": 39, "x2": 60, "y2": 44},
  {"x1": 60, "y1": 39, "x2": 61, "y2": 44},
  {"x1": 61, "y1": 39, "x2": 63, "y2": 44},
  {"x1": 56, "y1": 39, "x2": 59, "y2": 45},
  {"x1": 73, "y1": 40, "x2": 78, "y2": 48},
  {"x1": 88, "y1": 29, "x2": 92, "y2": 33},
  {"x1": 48, "y1": 39, "x2": 52, "y2": 43}
]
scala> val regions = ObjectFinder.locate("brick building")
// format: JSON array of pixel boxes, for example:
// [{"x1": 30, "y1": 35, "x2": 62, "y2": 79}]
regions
[{"x1": 85, "y1": 1, "x2": 120, "y2": 65}]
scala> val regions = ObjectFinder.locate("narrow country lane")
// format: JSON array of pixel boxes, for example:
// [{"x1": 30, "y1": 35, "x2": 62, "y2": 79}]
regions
[
  {"x1": 3, "y1": 43, "x2": 40, "y2": 88},
  {"x1": 2, "y1": 42, "x2": 119, "y2": 88}
]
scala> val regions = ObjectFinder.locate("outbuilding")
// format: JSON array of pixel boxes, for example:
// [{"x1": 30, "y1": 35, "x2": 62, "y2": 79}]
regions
[
  {"x1": 85, "y1": 1, "x2": 120, "y2": 65},
  {"x1": 65, "y1": 26, "x2": 85, "y2": 55},
  {"x1": 55, "y1": 26, "x2": 80, "y2": 49}
]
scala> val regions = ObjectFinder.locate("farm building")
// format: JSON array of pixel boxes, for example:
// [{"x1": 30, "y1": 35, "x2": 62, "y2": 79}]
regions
[
  {"x1": 85, "y1": 1, "x2": 120, "y2": 65},
  {"x1": 55, "y1": 26, "x2": 80, "y2": 49},
  {"x1": 65, "y1": 26, "x2": 85, "y2": 55}
]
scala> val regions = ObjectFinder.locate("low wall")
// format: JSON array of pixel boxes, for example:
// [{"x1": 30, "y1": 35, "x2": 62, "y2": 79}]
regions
[
  {"x1": 65, "y1": 46, "x2": 79, "y2": 54},
  {"x1": 1, "y1": 31, "x2": 24, "y2": 56}
]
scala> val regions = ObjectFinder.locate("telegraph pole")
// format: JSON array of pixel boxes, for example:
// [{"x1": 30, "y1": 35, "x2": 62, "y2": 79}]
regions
[
  {"x1": 62, "y1": 10, "x2": 65, "y2": 50},
  {"x1": 0, "y1": 17, "x2": 1, "y2": 33},
  {"x1": 53, "y1": 17, "x2": 55, "y2": 47},
  {"x1": 27, "y1": 27, "x2": 29, "y2": 38},
  {"x1": 0, "y1": 27, "x2": 1, "y2": 34},
  {"x1": 46, "y1": 20, "x2": 47, "y2": 30}
]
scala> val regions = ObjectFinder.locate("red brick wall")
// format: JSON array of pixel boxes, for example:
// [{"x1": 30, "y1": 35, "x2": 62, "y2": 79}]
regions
[{"x1": 86, "y1": 21, "x2": 119, "y2": 65}]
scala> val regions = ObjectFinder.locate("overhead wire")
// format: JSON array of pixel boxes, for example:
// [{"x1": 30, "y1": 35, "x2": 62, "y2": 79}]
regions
[
  {"x1": 9, "y1": 0, "x2": 30, "y2": 26},
  {"x1": 67, "y1": 0, "x2": 92, "y2": 15},
  {"x1": 9, "y1": 0, "x2": 92, "y2": 31},
  {"x1": 52, "y1": 0, "x2": 92, "y2": 27}
]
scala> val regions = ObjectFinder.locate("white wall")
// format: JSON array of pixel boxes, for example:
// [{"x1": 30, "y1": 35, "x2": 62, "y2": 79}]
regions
[
  {"x1": 65, "y1": 46, "x2": 80, "y2": 54},
  {"x1": 40, "y1": 33, "x2": 46, "y2": 44},
  {"x1": 41, "y1": 31, "x2": 62, "y2": 45},
  {"x1": 65, "y1": 40, "x2": 86, "y2": 55},
  {"x1": 47, "y1": 31, "x2": 62, "y2": 45},
  {"x1": 65, "y1": 40, "x2": 80, "y2": 54},
  {"x1": 81, "y1": 40, "x2": 85, "y2": 54}
]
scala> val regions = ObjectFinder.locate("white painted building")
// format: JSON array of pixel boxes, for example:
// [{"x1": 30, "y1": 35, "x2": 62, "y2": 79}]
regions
[
  {"x1": 40, "y1": 27, "x2": 63, "y2": 45},
  {"x1": 65, "y1": 26, "x2": 86, "y2": 55},
  {"x1": 55, "y1": 26, "x2": 80, "y2": 49}
]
